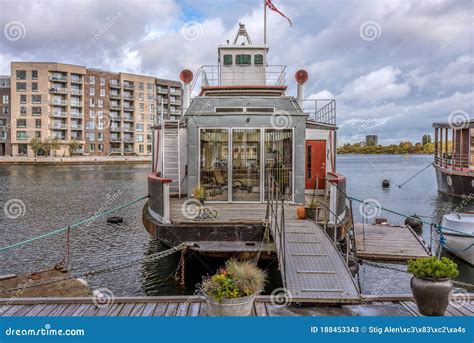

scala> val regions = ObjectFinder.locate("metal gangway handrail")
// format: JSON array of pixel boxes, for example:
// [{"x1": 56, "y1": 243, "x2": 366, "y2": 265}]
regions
[
  {"x1": 302, "y1": 99, "x2": 336, "y2": 126},
  {"x1": 265, "y1": 175, "x2": 287, "y2": 289}
]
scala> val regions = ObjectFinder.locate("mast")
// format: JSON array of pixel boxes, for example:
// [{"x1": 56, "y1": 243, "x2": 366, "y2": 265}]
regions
[{"x1": 264, "y1": 0, "x2": 267, "y2": 45}]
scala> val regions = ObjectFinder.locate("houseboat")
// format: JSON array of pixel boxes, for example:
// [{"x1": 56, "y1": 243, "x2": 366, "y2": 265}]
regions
[
  {"x1": 433, "y1": 120, "x2": 474, "y2": 197},
  {"x1": 142, "y1": 24, "x2": 346, "y2": 258}
]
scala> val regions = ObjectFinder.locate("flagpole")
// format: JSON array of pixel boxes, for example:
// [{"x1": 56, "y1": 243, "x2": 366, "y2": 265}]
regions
[{"x1": 263, "y1": 0, "x2": 267, "y2": 45}]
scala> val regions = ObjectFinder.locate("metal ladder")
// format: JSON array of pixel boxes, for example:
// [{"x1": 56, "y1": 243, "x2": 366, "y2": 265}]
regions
[{"x1": 162, "y1": 120, "x2": 181, "y2": 197}]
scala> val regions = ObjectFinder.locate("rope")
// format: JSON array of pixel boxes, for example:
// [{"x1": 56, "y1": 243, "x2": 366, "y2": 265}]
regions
[
  {"x1": 397, "y1": 162, "x2": 433, "y2": 188},
  {"x1": 0, "y1": 195, "x2": 149, "y2": 253}
]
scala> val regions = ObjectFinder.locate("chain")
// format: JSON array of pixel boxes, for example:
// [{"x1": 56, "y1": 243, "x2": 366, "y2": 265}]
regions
[
  {"x1": 1, "y1": 242, "x2": 192, "y2": 293},
  {"x1": 360, "y1": 259, "x2": 408, "y2": 273},
  {"x1": 452, "y1": 280, "x2": 474, "y2": 288}
]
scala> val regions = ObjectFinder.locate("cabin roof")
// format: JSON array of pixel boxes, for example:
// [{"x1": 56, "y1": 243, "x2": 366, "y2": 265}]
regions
[
  {"x1": 185, "y1": 96, "x2": 305, "y2": 116},
  {"x1": 433, "y1": 120, "x2": 474, "y2": 129}
]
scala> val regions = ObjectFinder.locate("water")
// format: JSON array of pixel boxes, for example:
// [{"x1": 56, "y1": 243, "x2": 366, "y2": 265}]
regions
[{"x1": 0, "y1": 156, "x2": 472, "y2": 297}]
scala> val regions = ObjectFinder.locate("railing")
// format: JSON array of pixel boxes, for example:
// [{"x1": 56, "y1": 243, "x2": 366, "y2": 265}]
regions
[
  {"x1": 50, "y1": 100, "x2": 67, "y2": 106},
  {"x1": 110, "y1": 81, "x2": 120, "y2": 88},
  {"x1": 434, "y1": 153, "x2": 471, "y2": 172},
  {"x1": 265, "y1": 175, "x2": 286, "y2": 288},
  {"x1": 302, "y1": 99, "x2": 336, "y2": 126},
  {"x1": 70, "y1": 89, "x2": 83, "y2": 95},
  {"x1": 70, "y1": 113, "x2": 83, "y2": 118},
  {"x1": 49, "y1": 87, "x2": 67, "y2": 94},
  {"x1": 49, "y1": 111, "x2": 67, "y2": 118}
]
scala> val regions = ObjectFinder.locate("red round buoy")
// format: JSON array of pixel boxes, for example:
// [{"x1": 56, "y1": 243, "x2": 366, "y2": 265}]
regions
[
  {"x1": 295, "y1": 69, "x2": 308, "y2": 84},
  {"x1": 180, "y1": 69, "x2": 193, "y2": 84}
]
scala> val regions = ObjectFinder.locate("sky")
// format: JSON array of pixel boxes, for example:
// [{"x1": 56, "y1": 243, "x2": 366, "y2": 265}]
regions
[{"x1": 0, "y1": 0, "x2": 472, "y2": 144}]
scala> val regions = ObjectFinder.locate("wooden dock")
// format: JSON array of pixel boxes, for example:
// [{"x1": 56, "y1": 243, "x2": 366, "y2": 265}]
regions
[
  {"x1": 1, "y1": 295, "x2": 472, "y2": 317},
  {"x1": 354, "y1": 224, "x2": 430, "y2": 261}
]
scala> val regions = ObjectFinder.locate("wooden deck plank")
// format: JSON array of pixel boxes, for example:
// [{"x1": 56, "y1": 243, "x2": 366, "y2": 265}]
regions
[
  {"x1": 255, "y1": 302, "x2": 268, "y2": 316},
  {"x1": 105, "y1": 304, "x2": 125, "y2": 317},
  {"x1": 176, "y1": 302, "x2": 189, "y2": 316},
  {"x1": 141, "y1": 303, "x2": 157, "y2": 317},
  {"x1": 10, "y1": 305, "x2": 36, "y2": 316},
  {"x1": 152, "y1": 303, "x2": 168, "y2": 316},
  {"x1": 117, "y1": 303, "x2": 136, "y2": 316},
  {"x1": 129, "y1": 303, "x2": 146, "y2": 316},
  {"x1": 72, "y1": 304, "x2": 93, "y2": 317},
  {"x1": 24, "y1": 304, "x2": 47, "y2": 317},
  {"x1": 199, "y1": 303, "x2": 208, "y2": 317},
  {"x1": 164, "y1": 303, "x2": 178, "y2": 316},
  {"x1": 188, "y1": 303, "x2": 200, "y2": 317},
  {"x1": 60, "y1": 304, "x2": 81, "y2": 316},
  {"x1": 93, "y1": 304, "x2": 115, "y2": 316},
  {"x1": 1, "y1": 305, "x2": 24, "y2": 316},
  {"x1": 37, "y1": 304, "x2": 60, "y2": 316}
]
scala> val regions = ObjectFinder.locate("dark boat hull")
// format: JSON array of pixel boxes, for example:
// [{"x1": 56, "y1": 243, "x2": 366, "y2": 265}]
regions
[{"x1": 434, "y1": 165, "x2": 474, "y2": 197}]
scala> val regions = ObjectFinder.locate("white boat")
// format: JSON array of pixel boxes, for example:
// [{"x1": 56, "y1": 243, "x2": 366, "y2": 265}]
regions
[{"x1": 441, "y1": 213, "x2": 474, "y2": 265}]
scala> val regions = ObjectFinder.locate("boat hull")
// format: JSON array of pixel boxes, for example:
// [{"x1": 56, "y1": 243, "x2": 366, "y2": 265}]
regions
[
  {"x1": 434, "y1": 165, "x2": 474, "y2": 197},
  {"x1": 443, "y1": 232, "x2": 474, "y2": 265},
  {"x1": 441, "y1": 213, "x2": 474, "y2": 265}
]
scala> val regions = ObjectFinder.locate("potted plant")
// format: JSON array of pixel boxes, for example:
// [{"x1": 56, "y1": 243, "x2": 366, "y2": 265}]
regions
[
  {"x1": 407, "y1": 256, "x2": 459, "y2": 316},
  {"x1": 305, "y1": 200, "x2": 317, "y2": 220},
  {"x1": 201, "y1": 259, "x2": 266, "y2": 316},
  {"x1": 192, "y1": 185, "x2": 206, "y2": 205}
]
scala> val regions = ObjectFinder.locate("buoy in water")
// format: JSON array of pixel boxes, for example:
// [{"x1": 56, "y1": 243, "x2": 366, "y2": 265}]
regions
[
  {"x1": 405, "y1": 214, "x2": 423, "y2": 231},
  {"x1": 107, "y1": 216, "x2": 123, "y2": 224},
  {"x1": 382, "y1": 180, "x2": 390, "y2": 188}
]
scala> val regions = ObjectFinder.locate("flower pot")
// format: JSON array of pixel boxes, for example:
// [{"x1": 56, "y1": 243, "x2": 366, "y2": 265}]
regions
[
  {"x1": 296, "y1": 207, "x2": 306, "y2": 219},
  {"x1": 410, "y1": 276, "x2": 453, "y2": 316},
  {"x1": 205, "y1": 294, "x2": 256, "y2": 316},
  {"x1": 305, "y1": 207, "x2": 317, "y2": 221}
]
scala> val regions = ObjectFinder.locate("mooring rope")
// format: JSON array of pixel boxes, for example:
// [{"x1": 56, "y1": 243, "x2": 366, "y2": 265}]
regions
[
  {"x1": 0, "y1": 195, "x2": 149, "y2": 253},
  {"x1": 397, "y1": 162, "x2": 434, "y2": 188}
]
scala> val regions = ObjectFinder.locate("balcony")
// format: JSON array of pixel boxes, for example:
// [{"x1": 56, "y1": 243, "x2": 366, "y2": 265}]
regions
[
  {"x1": 157, "y1": 87, "x2": 168, "y2": 94},
  {"x1": 124, "y1": 137, "x2": 133, "y2": 143},
  {"x1": 70, "y1": 77, "x2": 83, "y2": 84},
  {"x1": 123, "y1": 105, "x2": 134, "y2": 111},
  {"x1": 169, "y1": 99, "x2": 179, "y2": 105},
  {"x1": 170, "y1": 89, "x2": 182, "y2": 96},
  {"x1": 49, "y1": 123, "x2": 68, "y2": 130},
  {"x1": 123, "y1": 116, "x2": 133, "y2": 122},
  {"x1": 110, "y1": 81, "x2": 120, "y2": 88},
  {"x1": 49, "y1": 111, "x2": 67, "y2": 118},
  {"x1": 49, "y1": 75, "x2": 68, "y2": 82},
  {"x1": 123, "y1": 126, "x2": 133, "y2": 132},
  {"x1": 71, "y1": 125, "x2": 83, "y2": 130},
  {"x1": 110, "y1": 126, "x2": 122, "y2": 132},
  {"x1": 71, "y1": 137, "x2": 83, "y2": 142},
  {"x1": 110, "y1": 116, "x2": 122, "y2": 121},
  {"x1": 123, "y1": 94, "x2": 134, "y2": 100},
  {"x1": 70, "y1": 89, "x2": 83, "y2": 95},
  {"x1": 110, "y1": 104, "x2": 121, "y2": 110},
  {"x1": 50, "y1": 100, "x2": 68, "y2": 106},
  {"x1": 70, "y1": 102, "x2": 82, "y2": 108},
  {"x1": 123, "y1": 83, "x2": 134, "y2": 90},
  {"x1": 124, "y1": 148, "x2": 134, "y2": 153},
  {"x1": 49, "y1": 87, "x2": 67, "y2": 94},
  {"x1": 70, "y1": 113, "x2": 83, "y2": 118},
  {"x1": 110, "y1": 137, "x2": 122, "y2": 142},
  {"x1": 109, "y1": 147, "x2": 122, "y2": 153},
  {"x1": 110, "y1": 92, "x2": 121, "y2": 99}
]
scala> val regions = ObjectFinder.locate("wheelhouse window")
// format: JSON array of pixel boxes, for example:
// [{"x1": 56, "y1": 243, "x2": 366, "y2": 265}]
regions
[
  {"x1": 236, "y1": 54, "x2": 251, "y2": 65},
  {"x1": 223, "y1": 54, "x2": 233, "y2": 66},
  {"x1": 254, "y1": 54, "x2": 263, "y2": 65}
]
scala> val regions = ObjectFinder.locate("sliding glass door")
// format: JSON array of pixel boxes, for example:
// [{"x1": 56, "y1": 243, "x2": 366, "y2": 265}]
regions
[
  {"x1": 232, "y1": 129, "x2": 261, "y2": 201},
  {"x1": 264, "y1": 129, "x2": 293, "y2": 200},
  {"x1": 199, "y1": 129, "x2": 229, "y2": 201}
]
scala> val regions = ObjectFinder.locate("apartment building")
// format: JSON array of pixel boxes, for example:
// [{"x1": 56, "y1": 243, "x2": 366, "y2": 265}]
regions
[
  {"x1": 0, "y1": 76, "x2": 11, "y2": 156},
  {"x1": 9, "y1": 62, "x2": 182, "y2": 157}
]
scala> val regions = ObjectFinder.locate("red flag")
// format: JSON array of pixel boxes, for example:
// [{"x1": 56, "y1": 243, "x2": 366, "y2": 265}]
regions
[{"x1": 266, "y1": 0, "x2": 292, "y2": 26}]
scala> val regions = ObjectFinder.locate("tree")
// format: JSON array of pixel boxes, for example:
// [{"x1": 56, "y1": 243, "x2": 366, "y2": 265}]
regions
[
  {"x1": 68, "y1": 140, "x2": 81, "y2": 155},
  {"x1": 43, "y1": 138, "x2": 61, "y2": 156},
  {"x1": 422, "y1": 134, "x2": 432, "y2": 145},
  {"x1": 30, "y1": 137, "x2": 44, "y2": 157}
]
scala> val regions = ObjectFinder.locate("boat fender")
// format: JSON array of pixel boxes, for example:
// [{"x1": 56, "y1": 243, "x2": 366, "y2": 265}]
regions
[
  {"x1": 405, "y1": 215, "x2": 423, "y2": 230},
  {"x1": 107, "y1": 216, "x2": 124, "y2": 224},
  {"x1": 382, "y1": 179, "x2": 390, "y2": 188}
]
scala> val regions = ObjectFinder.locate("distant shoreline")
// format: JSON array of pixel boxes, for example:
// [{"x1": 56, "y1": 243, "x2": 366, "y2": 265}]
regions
[
  {"x1": 337, "y1": 153, "x2": 433, "y2": 155},
  {"x1": 0, "y1": 156, "x2": 152, "y2": 165}
]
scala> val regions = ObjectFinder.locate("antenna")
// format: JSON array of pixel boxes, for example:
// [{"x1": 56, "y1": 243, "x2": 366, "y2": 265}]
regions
[{"x1": 233, "y1": 23, "x2": 253, "y2": 45}]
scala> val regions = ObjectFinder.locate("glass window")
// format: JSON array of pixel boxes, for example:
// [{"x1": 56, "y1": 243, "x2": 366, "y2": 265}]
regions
[
  {"x1": 35, "y1": 131, "x2": 41, "y2": 138},
  {"x1": 89, "y1": 144, "x2": 95, "y2": 151},
  {"x1": 35, "y1": 119, "x2": 41, "y2": 128},
  {"x1": 16, "y1": 70, "x2": 26, "y2": 80},
  {"x1": 31, "y1": 95, "x2": 41, "y2": 104},
  {"x1": 232, "y1": 129, "x2": 261, "y2": 201},
  {"x1": 32, "y1": 82, "x2": 38, "y2": 92},
  {"x1": 254, "y1": 54, "x2": 263, "y2": 65},
  {"x1": 264, "y1": 129, "x2": 293, "y2": 200},
  {"x1": 100, "y1": 77, "x2": 105, "y2": 85},
  {"x1": 89, "y1": 76, "x2": 95, "y2": 84},
  {"x1": 32, "y1": 107, "x2": 41, "y2": 116},
  {"x1": 236, "y1": 54, "x2": 251, "y2": 65},
  {"x1": 90, "y1": 88, "x2": 95, "y2": 96},
  {"x1": 20, "y1": 95, "x2": 26, "y2": 104},
  {"x1": 136, "y1": 134, "x2": 144, "y2": 142},
  {"x1": 199, "y1": 129, "x2": 229, "y2": 201},
  {"x1": 223, "y1": 54, "x2": 232, "y2": 65},
  {"x1": 20, "y1": 106, "x2": 27, "y2": 115},
  {"x1": 16, "y1": 82, "x2": 26, "y2": 92},
  {"x1": 2, "y1": 95, "x2": 8, "y2": 104},
  {"x1": 17, "y1": 131, "x2": 27, "y2": 140},
  {"x1": 17, "y1": 119, "x2": 26, "y2": 128},
  {"x1": 32, "y1": 70, "x2": 38, "y2": 79}
]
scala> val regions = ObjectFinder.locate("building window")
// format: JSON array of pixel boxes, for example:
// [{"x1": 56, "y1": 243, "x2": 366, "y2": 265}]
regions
[
  {"x1": 35, "y1": 131, "x2": 41, "y2": 138},
  {"x1": 148, "y1": 103, "x2": 154, "y2": 112},
  {"x1": 236, "y1": 54, "x2": 251, "y2": 65},
  {"x1": 90, "y1": 88, "x2": 95, "y2": 96},
  {"x1": 147, "y1": 93, "x2": 154, "y2": 101},
  {"x1": 32, "y1": 95, "x2": 41, "y2": 104},
  {"x1": 139, "y1": 103, "x2": 144, "y2": 110},
  {"x1": 32, "y1": 70, "x2": 38, "y2": 79},
  {"x1": 90, "y1": 98, "x2": 95, "y2": 107},
  {"x1": 16, "y1": 131, "x2": 27, "y2": 140},
  {"x1": 135, "y1": 123, "x2": 144, "y2": 132},
  {"x1": 100, "y1": 77, "x2": 105, "y2": 86},
  {"x1": 18, "y1": 144, "x2": 27, "y2": 155},
  {"x1": 138, "y1": 82, "x2": 144, "y2": 91},
  {"x1": 254, "y1": 54, "x2": 263, "y2": 65},
  {"x1": 89, "y1": 110, "x2": 96, "y2": 118},
  {"x1": 139, "y1": 92, "x2": 144, "y2": 100},
  {"x1": 20, "y1": 95, "x2": 26, "y2": 104},
  {"x1": 89, "y1": 76, "x2": 95, "y2": 84},
  {"x1": 17, "y1": 119, "x2": 26, "y2": 128},
  {"x1": 86, "y1": 121, "x2": 95, "y2": 130},
  {"x1": 2, "y1": 95, "x2": 8, "y2": 104},
  {"x1": 223, "y1": 54, "x2": 233, "y2": 65},
  {"x1": 86, "y1": 132, "x2": 95, "y2": 141},
  {"x1": 139, "y1": 145, "x2": 144, "y2": 153},
  {"x1": 35, "y1": 119, "x2": 41, "y2": 128},
  {"x1": 32, "y1": 82, "x2": 38, "y2": 92},
  {"x1": 147, "y1": 83, "x2": 154, "y2": 92},
  {"x1": 20, "y1": 106, "x2": 27, "y2": 115},
  {"x1": 98, "y1": 143, "x2": 104, "y2": 151},
  {"x1": 136, "y1": 134, "x2": 144, "y2": 142},
  {"x1": 32, "y1": 107, "x2": 41, "y2": 116},
  {"x1": 98, "y1": 99, "x2": 103, "y2": 108},
  {"x1": 16, "y1": 70, "x2": 26, "y2": 80},
  {"x1": 2, "y1": 107, "x2": 8, "y2": 115},
  {"x1": 98, "y1": 132, "x2": 103, "y2": 141},
  {"x1": 138, "y1": 113, "x2": 144, "y2": 121},
  {"x1": 89, "y1": 144, "x2": 95, "y2": 151},
  {"x1": 16, "y1": 82, "x2": 26, "y2": 92},
  {"x1": 100, "y1": 88, "x2": 105, "y2": 97}
]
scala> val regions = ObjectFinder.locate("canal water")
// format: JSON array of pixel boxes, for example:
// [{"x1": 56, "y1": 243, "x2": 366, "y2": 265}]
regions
[{"x1": 0, "y1": 155, "x2": 472, "y2": 297}]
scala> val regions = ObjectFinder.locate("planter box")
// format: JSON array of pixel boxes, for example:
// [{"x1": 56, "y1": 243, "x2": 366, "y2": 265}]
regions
[{"x1": 206, "y1": 294, "x2": 255, "y2": 316}]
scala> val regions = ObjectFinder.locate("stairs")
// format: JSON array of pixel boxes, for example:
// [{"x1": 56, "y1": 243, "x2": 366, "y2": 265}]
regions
[{"x1": 162, "y1": 120, "x2": 181, "y2": 196}]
